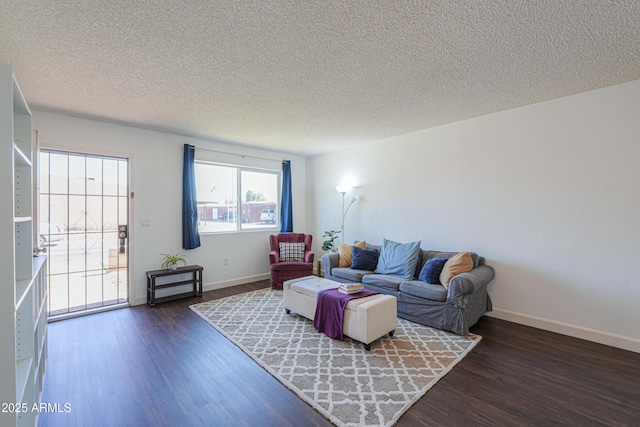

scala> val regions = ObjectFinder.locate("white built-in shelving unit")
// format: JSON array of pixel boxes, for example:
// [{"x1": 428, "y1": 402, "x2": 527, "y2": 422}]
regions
[{"x1": 0, "y1": 63, "x2": 48, "y2": 427}]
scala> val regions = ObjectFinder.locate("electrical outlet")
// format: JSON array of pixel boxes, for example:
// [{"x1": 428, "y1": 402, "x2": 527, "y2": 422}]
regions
[
  {"x1": 223, "y1": 257, "x2": 228, "y2": 265},
  {"x1": 140, "y1": 218, "x2": 151, "y2": 227}
]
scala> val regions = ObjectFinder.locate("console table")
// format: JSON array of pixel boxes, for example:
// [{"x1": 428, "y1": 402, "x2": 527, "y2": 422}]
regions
[{"x1": 146, "y1": 265, "x2": 203, "y2": 306}]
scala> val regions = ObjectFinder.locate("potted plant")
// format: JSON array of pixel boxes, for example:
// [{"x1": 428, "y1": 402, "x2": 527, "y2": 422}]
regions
[
  {"x1": 321, "y1": 230, "x2": 341, "y2": 252},
  {"x1": 161, "y1": 253, "x2": 187, "y2": 271}
]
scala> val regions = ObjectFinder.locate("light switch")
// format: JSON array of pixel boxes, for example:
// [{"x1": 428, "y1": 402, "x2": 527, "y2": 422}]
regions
[{"x1": 141, "y1": 218, "x2": 151, "y2": 227}]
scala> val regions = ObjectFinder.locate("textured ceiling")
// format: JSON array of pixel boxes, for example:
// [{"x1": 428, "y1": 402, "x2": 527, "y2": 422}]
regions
[{"x1": 1, "y1": 1, "x2": 639, "y2": 156}]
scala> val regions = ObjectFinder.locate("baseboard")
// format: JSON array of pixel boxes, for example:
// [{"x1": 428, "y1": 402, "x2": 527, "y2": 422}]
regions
[
  {"x1": 487, "y1": 308, "x2": 640, "y2": 354},
  {"x1": 132, "y1": 273, "x2": 271, "y2": 306},
  {"x1": 202, "y1": 273, "x2": 270, "y2": 292}
]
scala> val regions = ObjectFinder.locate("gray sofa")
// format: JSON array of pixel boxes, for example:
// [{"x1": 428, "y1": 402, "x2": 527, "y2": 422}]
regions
[{"x1": 321, "y1": 244, "x2": 494, "y2": 335}]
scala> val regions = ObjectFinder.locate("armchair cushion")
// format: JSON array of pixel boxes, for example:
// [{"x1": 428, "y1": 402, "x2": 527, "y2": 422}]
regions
[{"x1": 279, "y1": 242, "x2": 305, "y2": 262}]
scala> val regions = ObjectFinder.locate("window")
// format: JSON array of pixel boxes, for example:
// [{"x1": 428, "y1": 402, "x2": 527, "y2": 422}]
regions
[{"x1": 195, "y1": 162, "x2": 279, "y2": 233}]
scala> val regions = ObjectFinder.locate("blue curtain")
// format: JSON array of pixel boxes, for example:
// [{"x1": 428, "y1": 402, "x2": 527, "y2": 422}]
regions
[
  {"x1": 281, "y1": 160, "x2": 293, "y2": 232},
  {"x1": 182, "y1": 144, "x2": 201, "y2": 250}
]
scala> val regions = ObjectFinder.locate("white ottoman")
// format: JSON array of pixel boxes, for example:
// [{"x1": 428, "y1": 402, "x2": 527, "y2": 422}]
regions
[{"x1": 283, "y1": 275, "x2": 397, "y2": 350}]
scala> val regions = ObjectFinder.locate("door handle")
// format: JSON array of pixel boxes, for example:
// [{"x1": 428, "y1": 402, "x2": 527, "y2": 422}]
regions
[{"x1": 119, "y1": 225, "x2": 128, "y2": 254}]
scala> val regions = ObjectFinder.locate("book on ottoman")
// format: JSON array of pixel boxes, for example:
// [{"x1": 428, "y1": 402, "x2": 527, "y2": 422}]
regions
[{"x1": 338, "y1": 283, "x2": 364, "y2": 294}]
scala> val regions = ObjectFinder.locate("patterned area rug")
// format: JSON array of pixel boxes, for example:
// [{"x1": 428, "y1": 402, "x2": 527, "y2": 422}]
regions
[{"x1": 190, "y1": 288, "x2": 480, "y2": 427}]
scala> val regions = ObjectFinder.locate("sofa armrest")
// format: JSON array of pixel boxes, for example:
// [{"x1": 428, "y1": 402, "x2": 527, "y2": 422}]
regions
[
  {"x1": 269, "y1": 250, "x2": 279, "y2": 265},
  {"x1": 321, "y1": 252, "x2": 340, "y2": 277},
  {"x1": 447, "y1": 265, "x2": 495, "y2": 299},
  {"x1": 304, "y1": 251, "x2": 315, "y2": 263}
]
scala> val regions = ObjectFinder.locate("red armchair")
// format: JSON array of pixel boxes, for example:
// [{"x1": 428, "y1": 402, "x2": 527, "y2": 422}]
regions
[{"x1": 269, "y1": 233, "x2": 314, "y2": 290}]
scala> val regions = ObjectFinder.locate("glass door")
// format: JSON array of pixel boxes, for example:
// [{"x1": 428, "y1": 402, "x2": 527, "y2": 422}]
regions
[{"x1": 39, "y1": 150, "x2": 129, "y2": 318}]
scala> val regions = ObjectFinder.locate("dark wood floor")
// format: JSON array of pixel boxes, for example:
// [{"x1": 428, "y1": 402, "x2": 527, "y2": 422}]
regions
[{"x1": 39, "y1": 280, "x2": 640, "y2": 427}]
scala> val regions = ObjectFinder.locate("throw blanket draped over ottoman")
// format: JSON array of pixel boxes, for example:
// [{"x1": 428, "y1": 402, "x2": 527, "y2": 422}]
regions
[
  {"x1": 283, "y1": 276, "x2": 397, "y2": 350},
  {"x1": 314, "y1": 289, "x2": 378, "y2": 340}
]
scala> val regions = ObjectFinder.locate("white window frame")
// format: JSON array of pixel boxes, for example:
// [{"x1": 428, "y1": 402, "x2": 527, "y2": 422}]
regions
[{"x1": 195, "y1": 161, "x2": 281, "y2": 234}]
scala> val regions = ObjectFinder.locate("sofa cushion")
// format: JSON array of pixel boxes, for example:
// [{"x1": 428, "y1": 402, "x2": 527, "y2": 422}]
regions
[
  {"x1": 338, "y1": 241, "x2": 366, "y2": 267},
  {"x1": 400, "y1": 281, "x2": 448, "y2": 302},
  {"x1": 332, "y1": 267, "x2": 374, "y2": 283},
  {"x1": 362, "y1": 274, "x2": 405, "y2": 292},
  {"x1": 375, "y1": 238, "x2": 421, "y2": 279},
  {"x1": 418, "y1": 257, "x2": 448, "y2": 284},
  {"x1": 440, "y1": 252, "x2": 474, "y2": 289},
  {"x1": 351, "y1": 246, "x2": 379, "y2": 271},
  {"x1": 420, "y1": 251, "x2": 480, "y2": 270},
  {"x1": 365, "y1": 243, "x2": 381, "y2": 253},
  {"x1": 279, "y1": 242, "x2": 305, "y2": 262}
]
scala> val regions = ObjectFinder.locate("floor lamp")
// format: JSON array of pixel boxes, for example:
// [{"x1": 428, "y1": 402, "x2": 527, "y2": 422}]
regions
[{"x1": 336, "y1": 186, "x2": 355, "y2": 242}]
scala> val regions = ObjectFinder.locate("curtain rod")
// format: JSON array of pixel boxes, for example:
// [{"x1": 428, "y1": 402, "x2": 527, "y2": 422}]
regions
[{"x1": 193, "y1": 145, "x2": 288, "y2": 163}]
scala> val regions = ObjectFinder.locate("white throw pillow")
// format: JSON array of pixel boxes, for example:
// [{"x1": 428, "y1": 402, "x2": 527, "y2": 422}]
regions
[{"x1": 279, "y1": 242, "x2": 305, "y2": 262}]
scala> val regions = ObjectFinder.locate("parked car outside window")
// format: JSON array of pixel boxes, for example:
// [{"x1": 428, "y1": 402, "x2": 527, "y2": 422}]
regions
[
  {"x1": 219, "y1": 212, "x2": 235, "y2": 221},
  {"x1": 260, "y1": 208, "x2": 275, "y2": 223}
]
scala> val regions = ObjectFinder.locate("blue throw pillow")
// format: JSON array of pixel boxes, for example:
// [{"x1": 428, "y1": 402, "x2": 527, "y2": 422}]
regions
[
  {"x1": 350, "y1": 246, "x2": 379, "y2": 271},
  {"x1": 375, "y1": 238, "x2": 421, "y2": 279},
  {"x1": 418, "y1": 257, "x2": 449, "y2": 284}
]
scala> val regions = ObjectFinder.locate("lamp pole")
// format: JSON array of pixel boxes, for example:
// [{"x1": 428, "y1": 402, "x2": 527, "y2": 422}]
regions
[
  {"x1": 336, "y1": 186, "x2": 355, "y2": 243},
  {"x1": 339, "y1": 190, "x2": 346, "y2": 242}
]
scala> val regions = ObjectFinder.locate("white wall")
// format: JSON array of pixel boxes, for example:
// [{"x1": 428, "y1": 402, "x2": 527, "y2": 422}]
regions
[
  {"x1": 33, "y1": 111, "x2": 307, "y2": 305},
  {"x1": 307, "y1": 79, "x2": 640, "y2": 352}
]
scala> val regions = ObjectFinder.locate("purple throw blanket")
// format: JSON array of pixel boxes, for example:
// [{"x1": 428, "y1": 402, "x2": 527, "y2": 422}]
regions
[{"x1": 313, "y1": 288, "x2": 378, "y2": 340}]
